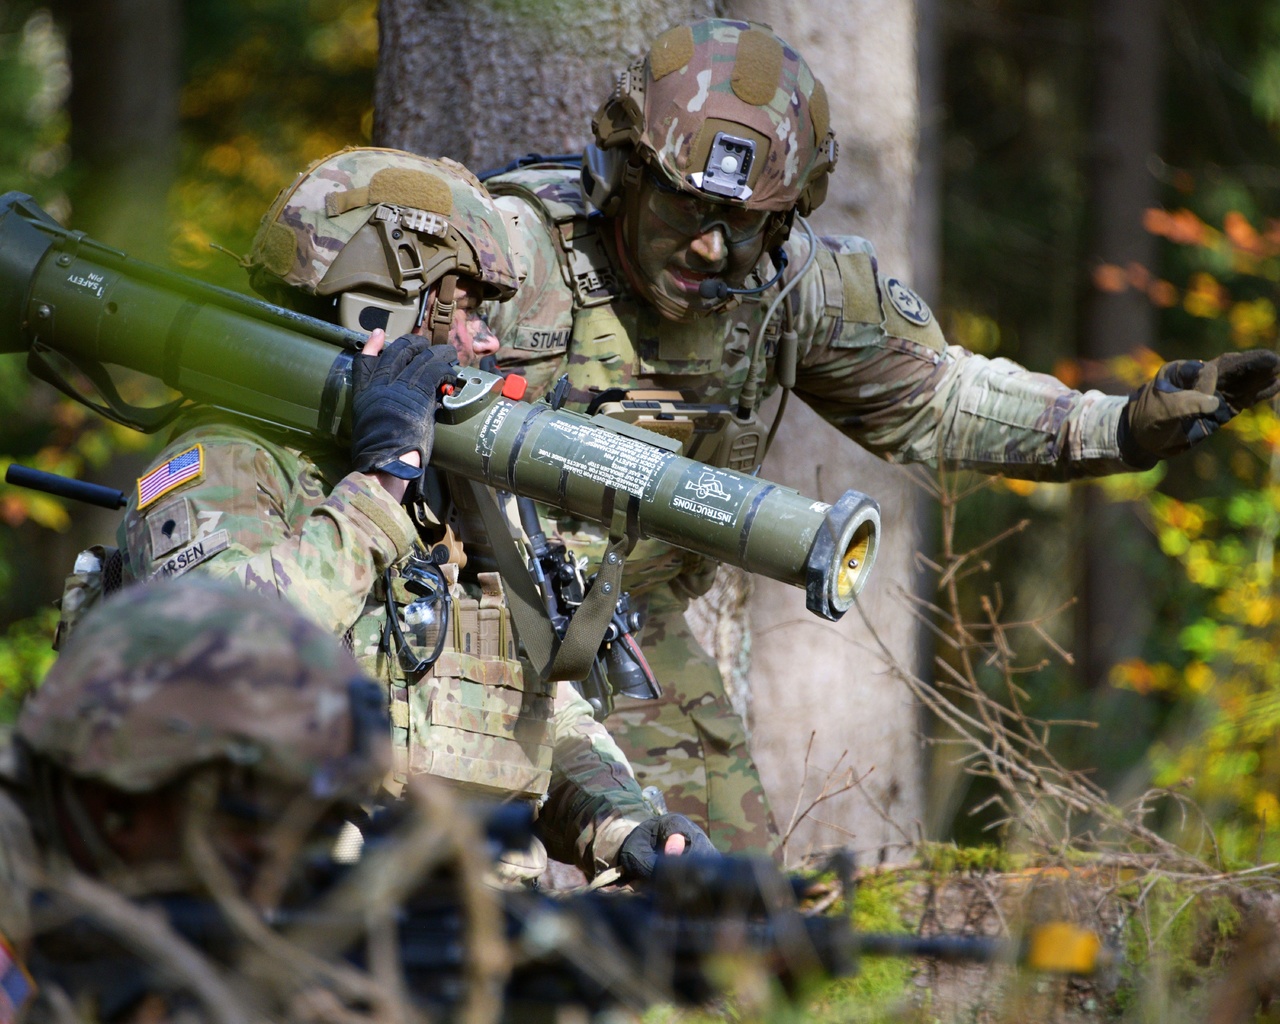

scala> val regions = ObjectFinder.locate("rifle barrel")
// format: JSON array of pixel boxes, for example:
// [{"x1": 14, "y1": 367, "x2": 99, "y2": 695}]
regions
[{"x1": 5, "y1": 464, "x2": 127, "y2": 510}]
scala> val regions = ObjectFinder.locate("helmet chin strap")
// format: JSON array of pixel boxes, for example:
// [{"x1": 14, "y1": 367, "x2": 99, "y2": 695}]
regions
[{"x1": 424, "y1": 273, "x2": 458, "y2": 347}]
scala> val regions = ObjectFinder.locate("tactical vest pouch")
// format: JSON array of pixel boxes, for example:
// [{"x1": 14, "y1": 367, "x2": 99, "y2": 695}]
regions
[
  {"x1": 406, "y1": 574, "x2": 555, "y2": 800},
  {"x1": 589, "y1": 389, "x2": 765, "y2": 473},
  {"x1": 53, "y1": 545, "x2": 124, "y2": 651}
]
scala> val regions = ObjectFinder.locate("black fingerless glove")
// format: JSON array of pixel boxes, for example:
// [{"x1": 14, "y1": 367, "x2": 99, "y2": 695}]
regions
[
  {"x1": 617, "y1": 813, "x2": 719, "y2": 880},
  {"x1": 350, "y1": 337, "x2": 458, "y2": 478}
]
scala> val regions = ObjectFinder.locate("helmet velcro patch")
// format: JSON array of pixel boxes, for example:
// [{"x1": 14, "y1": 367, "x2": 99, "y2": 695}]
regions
[
  {"x1": 732, "y1": 29, "x2": 783, "y2": 106},
  {"x1": 649, "y1": 24, "x2": 694, "y2": 80},
  {"x1": 325, "y1": 186, "x2": 371, "y2": 217},
  {"x1": 368, "y1": 168, "x2": 453, "y2": 216},
  {"x1": 810, "y1": 79, "x2": 830, "y2": 142},
  {"x1": 257, "y1": 222, "x2": 297, "y2": 278}
]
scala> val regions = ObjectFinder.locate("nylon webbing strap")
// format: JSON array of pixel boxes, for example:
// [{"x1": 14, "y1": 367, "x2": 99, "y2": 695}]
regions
[
  {"x1": 461, "y1": 477, "x2": 556, "y2": 672},
  {"x1": 548, "y1": 527, "x2": 628, "y2": 682},
  {"x1": 29, "y1": 344, "x2": 187, "y2": 434},
  {"x1": 460, "y1": 478, "x2": 629, "y2": 684}
]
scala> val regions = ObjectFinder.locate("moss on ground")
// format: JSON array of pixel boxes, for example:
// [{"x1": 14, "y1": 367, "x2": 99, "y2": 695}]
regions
[
  {"x1": 644, "y1": 855, "x2": 1255, "y2": 1022},
  {"x1": 1111, "y1": 876, "x2": 1241, "y2": 1016},
  {"x1": 802, "y1": 871, "x2": 918, "y2": 1023}
]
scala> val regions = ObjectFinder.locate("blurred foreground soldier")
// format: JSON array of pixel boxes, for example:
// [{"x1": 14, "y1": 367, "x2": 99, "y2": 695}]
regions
[
  {"x1": 481, "y1": 18, "x2": 1280, "y2": 852},
  {"x1": 8, "y1": 577, "x2": 393, "y2": 1023},
  {"x1": 109, "y1": 148, "x2": 711, "y2": 883}
]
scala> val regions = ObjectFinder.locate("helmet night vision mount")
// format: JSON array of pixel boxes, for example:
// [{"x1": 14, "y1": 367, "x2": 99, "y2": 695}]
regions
[{"x1": 688, "y1": 132, "x2": 757, "y2": 202}]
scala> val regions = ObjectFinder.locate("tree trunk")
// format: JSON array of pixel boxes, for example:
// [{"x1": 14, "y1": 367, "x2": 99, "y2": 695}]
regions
[
  {"x1": 723, "y1": 0, "x2": 926, "y2": 863},
  {"x1": 1076, "y1": 0, "x2": 1163, "y2": 687},
  {"x1": 375, "y1": 0, "x2": 718, "y2": 170},
  {"x1": 53, "y1": 0, "x2": 181, "y2": 260}
]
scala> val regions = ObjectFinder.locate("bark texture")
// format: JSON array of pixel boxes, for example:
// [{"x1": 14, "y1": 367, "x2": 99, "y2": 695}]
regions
[{"x1": 376, "y1": 0, "x2": 719, "y2": 170}]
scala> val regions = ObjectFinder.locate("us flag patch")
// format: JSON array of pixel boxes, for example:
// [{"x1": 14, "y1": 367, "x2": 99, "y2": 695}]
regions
[
  {"x1": 137, "y1": 445, "x2": 204, "y2": 509},
  {"x1": 0, "y1": 933, "x2": 34, "y2": 1023}
]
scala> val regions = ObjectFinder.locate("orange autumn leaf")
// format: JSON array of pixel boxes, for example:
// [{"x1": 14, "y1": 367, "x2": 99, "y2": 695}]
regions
[
  {"x1": 1126, "y1": 262, "x2": 1152, "y2": 290},
  {"x1": 1224, "y1": 211, "x2": 1265, "y2": 257},
  {"x1": 1053, "y1": 358, "x2": 1082, "y2": 389},
  {"x1": 1144, "y1": 207, "x2": 1208, "y2": 247},
  {"x1": 1148, "y1": 279, "x2": 1179, "y2": 308},
  {"x1": 1093, "y1": 263, "x2": 1128, "y2": 293}
]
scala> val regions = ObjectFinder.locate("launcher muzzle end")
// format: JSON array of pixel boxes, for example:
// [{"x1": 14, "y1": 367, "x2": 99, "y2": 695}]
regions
[{"x1": 805, "y1": 489, "x2": 880, "y2": 621}]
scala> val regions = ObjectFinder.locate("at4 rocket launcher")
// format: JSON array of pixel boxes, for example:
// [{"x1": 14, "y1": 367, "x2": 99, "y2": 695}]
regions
[{"x1": 0, "y1": 192, "x2": 879, "y2": 620}]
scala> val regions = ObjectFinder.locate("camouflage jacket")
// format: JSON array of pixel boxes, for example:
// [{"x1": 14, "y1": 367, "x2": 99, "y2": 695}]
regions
[
  {"x1": 0, "y1": 762, "x2": 35, "y2": 958},
  {"x1": 483, "y1": 166, "x2": 1131, "y2": 595},
  {"x1": 116, "y1": 412, "x2": 650, "y2": 874}
]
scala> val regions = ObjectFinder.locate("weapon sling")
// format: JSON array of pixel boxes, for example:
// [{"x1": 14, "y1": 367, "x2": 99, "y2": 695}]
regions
[{"x1": 459, "y1": 477, "x2": 631, "y2": 684}]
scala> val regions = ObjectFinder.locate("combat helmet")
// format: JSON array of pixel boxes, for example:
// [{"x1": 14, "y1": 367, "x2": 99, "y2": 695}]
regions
[
  {"x1": 247, "y1": 147, "x2": 519, "y2": 344},
  {"x1": 587, "y1": 19, "x2": 837, "y2": 221},
  {"x1": 17, "y1": 576, "x2": 389, "y2": 801}
]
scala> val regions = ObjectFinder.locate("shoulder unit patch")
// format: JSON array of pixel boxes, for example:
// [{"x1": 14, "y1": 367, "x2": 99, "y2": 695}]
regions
[
  {"x1": 137, "y1": 445, "x2": 204, "y2": 509},
  {"x1": 885, "y1": 278, "x2": 932, "y2": 326}
]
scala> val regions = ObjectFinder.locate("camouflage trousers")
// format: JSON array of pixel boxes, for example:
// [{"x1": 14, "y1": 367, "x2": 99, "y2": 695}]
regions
[{"x1": 610, "y1": 585, "x2": 780, "y2": 856}]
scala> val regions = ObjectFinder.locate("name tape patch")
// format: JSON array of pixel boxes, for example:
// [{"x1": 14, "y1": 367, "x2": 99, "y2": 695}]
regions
[
  {"x1": 512, "y1": 325, "x2": 571, "y2": 352},
  {"x1": 138, "y1": 445, "x2": 204, "y2": 509},
  {"x1": 148, "y1": 529, "x2": 230, "y2": 582}
]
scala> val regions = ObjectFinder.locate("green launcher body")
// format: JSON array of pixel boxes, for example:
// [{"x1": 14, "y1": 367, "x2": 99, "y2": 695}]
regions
[{"x1": 0, "y1": 191, "x2": 879, "y2": 620}]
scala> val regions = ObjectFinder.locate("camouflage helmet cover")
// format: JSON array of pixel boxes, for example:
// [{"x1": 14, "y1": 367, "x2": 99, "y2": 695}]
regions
[
  {"x1": 593, "y1": 19, "x2": 837, "y2": 214},
  {"x1": 17, "y1": 577, "x2": 390, "y2": 797},
  {"x1": 246, "y1": 146, "x2": 519, "y2": 304}
]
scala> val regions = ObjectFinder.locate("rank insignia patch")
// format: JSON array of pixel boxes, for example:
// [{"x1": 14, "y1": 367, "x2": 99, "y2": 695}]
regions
[
  {"x1": 137, "y1": 445, "x2": 204, "y2": 509},
  {"x1": 886, "y1": 279, "x2": 932, "y2": 326}
]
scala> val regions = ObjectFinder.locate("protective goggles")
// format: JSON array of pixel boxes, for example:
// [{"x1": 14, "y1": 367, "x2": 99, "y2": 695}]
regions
[
  {"x1": 644, "y1": 169, "x2": 772, "y2": 244},
  {"x1": 383, "y1": 558, "x2": 450, "y2": 674}
]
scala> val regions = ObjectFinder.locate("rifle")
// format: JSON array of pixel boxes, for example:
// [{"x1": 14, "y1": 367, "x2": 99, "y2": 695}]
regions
[
  {"x1": 0, "y1": 192, "x2": 878, "y2": 622},
  {"x1": 30, "y1": 852, "x2": 1108, "y2": 1022}
]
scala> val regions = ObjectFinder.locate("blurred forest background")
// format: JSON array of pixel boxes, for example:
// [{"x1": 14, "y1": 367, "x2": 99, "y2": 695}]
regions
[{"x1": 1, "y1": 0, "x2": 1280, "y2": 869}]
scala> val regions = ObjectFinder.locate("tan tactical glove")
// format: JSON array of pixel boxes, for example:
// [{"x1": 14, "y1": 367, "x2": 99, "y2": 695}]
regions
[{"x1": 1117, "y1": 350, "x2": 1280, "y2": 466}]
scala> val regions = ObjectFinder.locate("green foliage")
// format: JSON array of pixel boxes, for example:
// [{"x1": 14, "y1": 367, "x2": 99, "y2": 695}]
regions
[
  {"x1": 0, "y1": 0, "x2": 377, "y2": 709},
  {"x1": 0, "y1": 2, "x2": 70, "y2": 209},
  {"x1": 642, "y1": 873, "x2": 915, "y2": 1024},
  {"x1": 1105, "y1": 205, "x2": 1280, "y2": 861},
  {"x1": 916, "y1": 842, "x2": 1016, "y2": 874},
  {"x1": 938, "y1": 0, "x2": 1280, "y2": 863},
  {"x1": 172, "y1": 0, "x2": 377, "y2": 286},
  {"x1": 1112, "y1": 877, "x2": 1241, "y2": 1014},
  {"x1": 800, "y1": 874, "x2": 914, "y2": 1024},
  {"x1": 0, "y1": 604, "x2": 59, "y2": 723}
]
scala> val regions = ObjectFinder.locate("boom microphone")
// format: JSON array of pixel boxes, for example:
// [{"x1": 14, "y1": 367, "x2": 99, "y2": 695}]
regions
[{"x1": 697, "y1": 248, "x2": 788, "y2": 300}]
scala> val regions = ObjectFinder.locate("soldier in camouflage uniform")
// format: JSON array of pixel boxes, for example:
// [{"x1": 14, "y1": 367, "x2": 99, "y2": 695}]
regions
[
  {"x1": 114, "y1": 149, "x2": 714, "y2": 882},
  {"x1": 480, "y1": 18, "x2": 1280, "y2": 853},
  {"x1": 8, "y1": 576, "x2": 394, "y2": 1022},
  {"x1": 0, "y1": 729, "x2": 37, "y2": 1022}
]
